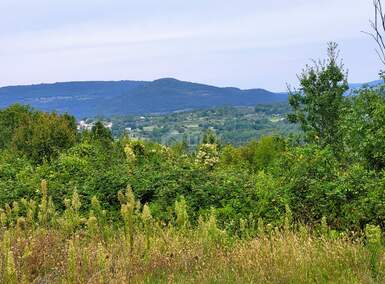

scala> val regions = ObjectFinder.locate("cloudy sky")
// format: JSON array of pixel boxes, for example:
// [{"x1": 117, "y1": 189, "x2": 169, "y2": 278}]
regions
[{"x1": 0, "y1": 0, "x2": 382, "y2": 91}]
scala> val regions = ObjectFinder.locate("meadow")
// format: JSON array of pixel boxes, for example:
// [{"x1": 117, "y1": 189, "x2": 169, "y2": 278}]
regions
[{"x1": 0, "y1": 182, "x2": 384, "y2": 283}]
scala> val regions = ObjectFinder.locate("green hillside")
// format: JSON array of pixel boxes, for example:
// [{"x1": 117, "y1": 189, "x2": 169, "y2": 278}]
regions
[{"x1": 88, "y1": 103, "x2": 298, "y2": 147}]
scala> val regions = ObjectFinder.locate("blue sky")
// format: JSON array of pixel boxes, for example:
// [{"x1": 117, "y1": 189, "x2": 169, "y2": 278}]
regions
[{"x1": 0, "y1": 0, "x2": 382, "y2": 91}]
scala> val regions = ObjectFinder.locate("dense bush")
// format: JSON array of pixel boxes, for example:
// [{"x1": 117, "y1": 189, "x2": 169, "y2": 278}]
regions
[
  {"x1": 0, "y1": 105, "x2": 77, "y2": 163},
  {"x1": 1, "y1": 95, "x2": 385, "y2": 232},
  {"x1": 342, "y1": 86, "x2": 385, "y2": 169}
]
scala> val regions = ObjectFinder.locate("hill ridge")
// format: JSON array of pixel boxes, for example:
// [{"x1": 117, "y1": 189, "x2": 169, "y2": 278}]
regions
[{"x1": 0, "y1": 78, "x2": 286, "y2": 118}]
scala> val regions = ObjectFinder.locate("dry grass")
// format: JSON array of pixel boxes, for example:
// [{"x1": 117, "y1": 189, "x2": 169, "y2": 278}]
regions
[
  {"x1": 0, "y1": 227, "x2": 384, "y2": 284},
  {"x1": 0, "y1": 187, "x2": 383, "y2": 283}
]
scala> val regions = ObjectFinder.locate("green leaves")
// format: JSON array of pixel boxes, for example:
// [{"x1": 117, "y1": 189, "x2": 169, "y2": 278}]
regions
[
  {"x1": 11, "y1": 110, "x2": 77, "y2": 164},
  {"x1": 341, "y1": 85, "x2": 385, "y2": 169},
  {"x1": 288, "y1": 42, "x2": 348, "y2": 149}
]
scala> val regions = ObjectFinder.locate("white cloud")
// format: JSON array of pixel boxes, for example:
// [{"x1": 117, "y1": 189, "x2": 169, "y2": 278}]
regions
[{"x1": 0, "y1": 0, "x2": 381, "y2": 90}]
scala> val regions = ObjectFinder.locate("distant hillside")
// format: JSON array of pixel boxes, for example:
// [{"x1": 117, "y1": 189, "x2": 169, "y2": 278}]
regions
[
  {"x1": 0, "y1": 78, "x2": 287, "y2": 118},
  {"x1": 348, "y1": 80, "x2": 383, "y2": 91}
]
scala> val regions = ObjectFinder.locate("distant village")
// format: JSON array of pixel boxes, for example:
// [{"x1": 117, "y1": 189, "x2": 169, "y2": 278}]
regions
[{"x1": 77, "y1": 119, "x2": 113, "y2": 131}]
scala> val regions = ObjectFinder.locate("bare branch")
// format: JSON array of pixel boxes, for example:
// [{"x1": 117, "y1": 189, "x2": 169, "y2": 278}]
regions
[{"x1": 365, "y1": 0, "x2": 385, "y2": 65}]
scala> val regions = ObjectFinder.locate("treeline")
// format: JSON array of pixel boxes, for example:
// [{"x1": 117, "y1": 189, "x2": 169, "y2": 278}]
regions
[{"x1": 0, "y1": 43, "x2": 385, "y2": 234}]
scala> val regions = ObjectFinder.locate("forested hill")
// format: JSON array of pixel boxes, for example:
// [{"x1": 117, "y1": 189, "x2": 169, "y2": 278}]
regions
[{"x1": 0, "y1": 78, "x2": 287, "y2": 118}]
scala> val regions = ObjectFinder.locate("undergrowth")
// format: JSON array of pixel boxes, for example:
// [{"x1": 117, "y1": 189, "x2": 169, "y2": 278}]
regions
[{"x1": 0, "y1": 181, "x2": 384, "y2": 283}]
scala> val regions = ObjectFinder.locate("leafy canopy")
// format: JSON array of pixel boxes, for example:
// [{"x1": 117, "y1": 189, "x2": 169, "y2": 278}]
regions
[{"x1": 288, "y1": 42, "x2": 348, "y2": 148}]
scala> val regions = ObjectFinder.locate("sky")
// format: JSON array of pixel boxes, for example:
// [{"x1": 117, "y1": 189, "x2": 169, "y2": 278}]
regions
[{"x1": 0, "y1": 0, "x2": 383, "y2": 91}]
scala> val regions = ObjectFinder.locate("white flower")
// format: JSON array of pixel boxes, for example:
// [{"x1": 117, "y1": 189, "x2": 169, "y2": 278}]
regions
[{"x1": 195, "y1": 144, "x2": 219, "y2": 168}]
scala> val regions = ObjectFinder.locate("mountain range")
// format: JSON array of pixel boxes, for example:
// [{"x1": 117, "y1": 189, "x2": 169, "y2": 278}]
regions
[
  {"x1": 0, "y1": 78, "x2": 381, "y2": 118},
  {"x1": 0, "y1": 78, "x2": 287, "y2": 118}
]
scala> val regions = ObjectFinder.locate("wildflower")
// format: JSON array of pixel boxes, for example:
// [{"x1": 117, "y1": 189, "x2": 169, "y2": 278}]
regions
[
  {"x1": 5, "y1": 250, "x2": 17, "y2": 283},
  {"x1": 175, "y1": 198, "x2": 189, "y2": 229},
  {"x1": 120, "y1": 186, "x2": 136, "y2": 252},
  {"x1": 87, "y1": 215, "x2": 98, "y2": 236},
  {"x1": 142, "y1": 204, "x2": 153, "y2": 250},
  {"x1": 16, "y1": 217, "x2": 27, "y2": 231},
  {"x1": 96, "y1": 242, "x2": 107, "y2": 270},
  {"x1": 195, "y1": 143, "x2": 219, "y2": 169},
  {"x1": 67, "y1": 240, "x2": 77, "y2": 282},
  {"x1": 71, "y1": 190, "x2": 81, "y2": 211},
  {"x1": 124, "y1": 144, "x2": 136, "y2": 162}
]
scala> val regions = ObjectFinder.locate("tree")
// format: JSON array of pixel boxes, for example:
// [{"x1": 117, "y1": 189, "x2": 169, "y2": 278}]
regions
[
  {"x1": 0, "y1": 104, "x2": 33, "y2": 149},
  {"x1": 342, "y1": 86, "x2": 385, "y2": 170},
  {"x1": 288, "y1": 42, "x2": 348, "y2": 148},
  {"x1": 12, "y1": 112, "x2": 77, "y2": 163},
  {"x1": 202, "y1": 129, "x2": 218, "y2": 144},
  {"x1": 90, "y1": 121, "x2": 113, "y2": 144}
]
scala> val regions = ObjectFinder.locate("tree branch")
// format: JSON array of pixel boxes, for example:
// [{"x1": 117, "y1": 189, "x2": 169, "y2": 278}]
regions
[{"x1": 364, "y1": 0, "x2": 385, "y2": 65}]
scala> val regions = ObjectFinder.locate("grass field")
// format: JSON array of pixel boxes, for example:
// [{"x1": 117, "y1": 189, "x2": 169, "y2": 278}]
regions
[{"x1": 0, "y1": 185, "x2": 384, "y2": 283}]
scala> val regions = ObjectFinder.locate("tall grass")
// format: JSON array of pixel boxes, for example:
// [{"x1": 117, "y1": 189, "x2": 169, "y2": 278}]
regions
[{"x1": 0, "y1": 182, "x2": 384, "y2": 283}]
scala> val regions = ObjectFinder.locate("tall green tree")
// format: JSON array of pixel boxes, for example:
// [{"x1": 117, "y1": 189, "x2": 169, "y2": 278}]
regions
[
  {"x1": 288, "y1": 42, "x2": 348, "y2": 148},
  {"x1": 0, "y1": 104, "x2": 33, "y2": 149},
  {"x1": 91, "y1": 121, "x2": 112, "y2": 140},
  {"x1": 12, "y1": 112, "x2": 77, "y2": 163},
  {"x1": 202, "y1": 129, "x2": 218, "y2": 144},
  {"x1": 90, "y1": 121, "x2": 113, "y2": 147}
]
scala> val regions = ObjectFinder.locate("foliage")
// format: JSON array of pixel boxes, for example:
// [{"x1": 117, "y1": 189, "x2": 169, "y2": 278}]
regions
[
  {"x1": 0, "y1": 106, "x2": 78, "y2": 164},
  {"x1": 288, "y1": 42, "x2": 348, "y2": 148},
  {"x1": 90, "y1": 121, "x2": 113, "y2": 147},
  {"x1": 0, "y1": 98, "x2": 385, "y2": 232},
  {"x1": 342, "y1": 85, "x2": 385, "y2": 169},
  {"x1": 0, "y1": 104, "x2": 33, "y2": 149}
]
